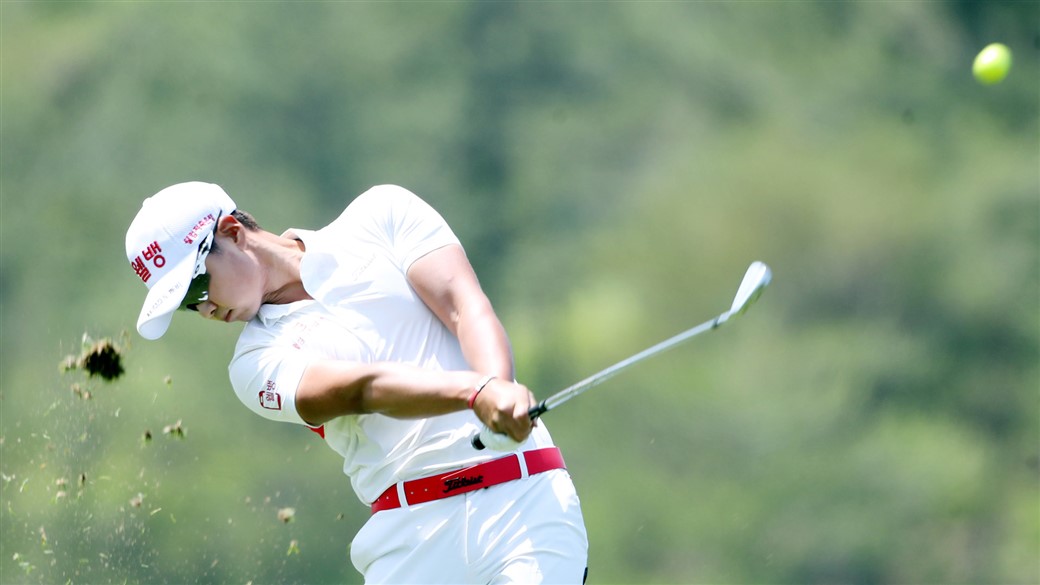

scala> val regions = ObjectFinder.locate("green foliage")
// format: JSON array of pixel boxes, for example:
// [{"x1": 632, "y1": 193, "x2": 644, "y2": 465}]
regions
[{"x1": 2, "y1": 2, "x2": 1037, "y2": 584}]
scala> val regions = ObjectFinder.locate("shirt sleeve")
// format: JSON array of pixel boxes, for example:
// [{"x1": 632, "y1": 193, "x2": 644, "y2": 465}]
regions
[
  {"x1": 228, "y1": 343, "x2": 313, "y2": 426},
  {"x1": 355, "y1": 185, "x2": 461, "y2": 270}
]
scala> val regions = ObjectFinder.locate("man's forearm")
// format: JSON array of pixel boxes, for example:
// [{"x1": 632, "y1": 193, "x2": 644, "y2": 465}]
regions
[{"x1": 296, "y1": 361, "x2": 482, "y2": 424}]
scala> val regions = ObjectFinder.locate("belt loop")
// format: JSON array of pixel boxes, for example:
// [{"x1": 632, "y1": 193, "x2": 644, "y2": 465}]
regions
[
  {"x1": 516, "y1": 452, "x2": 529, "y2": 480},
  {"x1": 395, "y1": 481, "x2": 408, "y2": 508}
]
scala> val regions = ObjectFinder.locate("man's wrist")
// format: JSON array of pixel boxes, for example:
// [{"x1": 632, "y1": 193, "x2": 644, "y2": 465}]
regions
[{"x1": 467, "y1": 375, "x2": 496, "y2": 409}]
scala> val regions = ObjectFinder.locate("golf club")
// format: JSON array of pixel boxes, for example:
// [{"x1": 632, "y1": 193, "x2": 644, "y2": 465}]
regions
[{"x1": 473, "y1": 261, "x2": 773, "y2": 451}]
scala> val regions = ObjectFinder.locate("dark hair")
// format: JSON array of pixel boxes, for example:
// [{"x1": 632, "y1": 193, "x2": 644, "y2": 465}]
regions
[
  {"x1": 231, "y1": 210, "x2": 261, "y2": 230},
  {"x1": 210, "y1": 210, "x2": 260, "y2": 254}
]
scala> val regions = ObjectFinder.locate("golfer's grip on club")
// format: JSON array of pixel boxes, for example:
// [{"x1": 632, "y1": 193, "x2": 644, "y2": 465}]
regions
[{"x1": 472, "y1": 402, "x2": 548, "y2": 451}]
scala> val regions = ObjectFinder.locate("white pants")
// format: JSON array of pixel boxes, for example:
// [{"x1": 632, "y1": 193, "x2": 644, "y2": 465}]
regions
[{"x1": 351, "y1": 469, "x2": 588, "y2": 584}]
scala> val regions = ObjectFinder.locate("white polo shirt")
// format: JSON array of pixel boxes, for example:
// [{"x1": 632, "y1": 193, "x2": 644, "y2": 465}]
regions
[{"x1": 228, "y1": 185, "x2": 552, "y2": 505}]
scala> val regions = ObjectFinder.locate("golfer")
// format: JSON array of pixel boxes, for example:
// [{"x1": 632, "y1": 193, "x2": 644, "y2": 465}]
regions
[{"x1": 125, "y1": 182, "x2": 589, "y2": 583}]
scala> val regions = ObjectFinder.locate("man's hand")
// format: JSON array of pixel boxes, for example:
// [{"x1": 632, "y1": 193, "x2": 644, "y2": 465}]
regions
[{"x1": 471, "y1": 378, "x2": 537, "y2": 443}]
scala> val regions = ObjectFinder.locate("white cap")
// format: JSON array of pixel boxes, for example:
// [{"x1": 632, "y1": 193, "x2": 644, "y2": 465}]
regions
[{"x1": 125, "y1": 182, "x2": 236, "y2": 340}]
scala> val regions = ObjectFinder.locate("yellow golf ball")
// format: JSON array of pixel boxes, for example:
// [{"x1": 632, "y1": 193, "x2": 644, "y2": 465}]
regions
[{"x1": 973, "y1": 43, "x2": 1012, "y2": 85}]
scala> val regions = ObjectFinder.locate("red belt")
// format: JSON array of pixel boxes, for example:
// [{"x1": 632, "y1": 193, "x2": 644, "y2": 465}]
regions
[{"x1": 371, "y1": 447, "x2": 566, "y2": 514}]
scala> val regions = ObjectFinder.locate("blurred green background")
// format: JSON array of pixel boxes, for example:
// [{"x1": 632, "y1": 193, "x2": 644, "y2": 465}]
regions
[{"x1": 1, "y1": 2, "x2": 1037, "y2": 584}]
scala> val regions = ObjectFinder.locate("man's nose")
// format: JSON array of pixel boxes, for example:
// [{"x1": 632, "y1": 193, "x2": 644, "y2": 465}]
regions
[{"x1": 197, "y1": 301, "x2": 218, "y2": 319}]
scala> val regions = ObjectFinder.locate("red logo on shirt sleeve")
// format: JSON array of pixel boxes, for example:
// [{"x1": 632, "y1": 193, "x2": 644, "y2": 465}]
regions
[{"x1": 259, "y1": 380, "x2": 282, "y2": 410}]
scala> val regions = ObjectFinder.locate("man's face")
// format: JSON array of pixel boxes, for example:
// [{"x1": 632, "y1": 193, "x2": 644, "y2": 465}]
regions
[{"x1": 193, "y1": 227, "x2": 264, "y2": 324}]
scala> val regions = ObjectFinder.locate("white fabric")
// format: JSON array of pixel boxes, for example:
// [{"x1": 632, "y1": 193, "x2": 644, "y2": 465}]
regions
[
  {"x1": 228, "y1": 185, "x2": 554, "y2": 505},
  {"x1": 350, "y1": 469, "x2": 588, "y2": 584}
]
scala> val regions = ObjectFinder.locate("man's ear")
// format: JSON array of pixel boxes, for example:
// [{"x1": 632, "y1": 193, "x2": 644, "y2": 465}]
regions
[{"x1": 216, "y1": 214, "x2": 243, "y2": 243}]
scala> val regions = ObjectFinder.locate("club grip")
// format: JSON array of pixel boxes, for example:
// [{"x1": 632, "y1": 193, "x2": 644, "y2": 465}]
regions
[{"x1": 528, "y1": 401, "x2": 548, "y2": 419}]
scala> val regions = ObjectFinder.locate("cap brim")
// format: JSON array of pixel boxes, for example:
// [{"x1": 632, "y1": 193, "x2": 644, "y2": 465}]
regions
[{"x1": 136, "y1": 252, "x2": 196, "y2": 340}]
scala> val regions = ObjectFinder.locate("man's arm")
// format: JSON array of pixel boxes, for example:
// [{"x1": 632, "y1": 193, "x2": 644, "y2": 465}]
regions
[
  {"x1": 407, "y1": 244, "x2": 536, "y2": 439},
  {"x1": 295, "y1": 359, "x2": 535, "y2": 443},
  {"x1": 406, "y1": 244, "x2": 513, "y2": 379},
  {"x1": 295, "y1": 362, "x2": 479, "y2": 424}
]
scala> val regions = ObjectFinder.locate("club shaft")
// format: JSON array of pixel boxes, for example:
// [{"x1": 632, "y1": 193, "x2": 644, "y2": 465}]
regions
[
  {"x1": 474, "y1": 261, "x2": 771, "y2": 450},
  {"x1": 528, "y1": 311, "x2": 727, "y2": 419}
]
